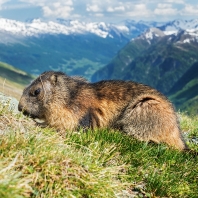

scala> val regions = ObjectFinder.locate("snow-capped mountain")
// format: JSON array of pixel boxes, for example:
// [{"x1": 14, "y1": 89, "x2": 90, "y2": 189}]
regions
[
  {"x1": 0, "y1": 18, "x2": 108, "y2": 37},
  {"x1": 132, "y1": 19, "x2": 198, "y2": 45},
  {"x1": 159, "y1": 19, "x2": 198, "y2": 32},
  {"x1": 92, "y1": 21, "x2": 198, "y2": 92},
  {"x1": 0, "y1": 17, "x2": 197, "y2": 44},
  {"x1": 0, "y1": 18, "x2": 167, "y2": 41},
  {"x1": 0, "y1": 18, "x2": 198, "y2": 39},
  {"x1": 0, "y1": 18, "x2": 134, "y2": 39},
  {"x1": 133, "y1": 27, "x2": 165, "y2": 45},
  {"x1": 134, "y1": 25, "x2": 198, "y2": 45}
]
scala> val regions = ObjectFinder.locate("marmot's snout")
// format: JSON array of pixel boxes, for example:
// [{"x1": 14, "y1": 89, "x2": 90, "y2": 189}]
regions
[
  {"x1": 18, "y1": 103, "x2": 32, "y2": 118},
  {"x1": 18, "y1": 103, "x2": 23, "y2": 112}
]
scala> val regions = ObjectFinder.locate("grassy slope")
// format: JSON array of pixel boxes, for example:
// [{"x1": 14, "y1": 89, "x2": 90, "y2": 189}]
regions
[
  {"x1": 0, "y1": 62, "x2": 34, "y2": 100},
  {"x1": 0, "y1": 99, "x2": 198, "y2": 197},
  {"x1": 0, "y1": 62, "x2": 197, "y2": 197}
]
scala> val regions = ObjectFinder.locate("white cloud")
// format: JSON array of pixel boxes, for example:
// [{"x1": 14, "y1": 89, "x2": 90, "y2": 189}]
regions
[
  {"x1": 166, "y1": 0, "x2": 185, "y2": 3},
  {"x1": 1, "y1": 0, "x2": 198, "y2": 22},
  {"x1": 125, "y1": 3, "x2": 152, "y2": 18},
  {"x1": 0, "y1": 0, "x2": 9, "y2": 3},
  {"x1": 95, "y1": 13, "x2": 104, "y2": 17},
  {"x1": 86, "y1": 0, "x2": 126, "y2": 13},
  {"x1": 157, "y1": 4, "x2": 172, "y2": 9},
  {"x1": 19, "y1": 0, "x2": 74, "y2": 18},
  {"x1": 86, "y1": 4, "x2": 101, "y2": 12},
  {"x1": 42, "y1": 1, "x2": 73, "y2": 18},
  {"x1": 154, "y1": 3, "x2": 177, "y2": 15},
  {"x1": 182, "y1": 4, "x2": 198, "y2": 15},
  {"x1": 107, "y1": 5, "x2": 125, "y2": 12},
  {"x1": 107, "y1": 6, "x2": 114, "y2": 12},
  {"x1": 134, "y1": 4, "x2": 148, "y2": 11},
  {"x1": 0, "y1": 0, "x2": 9, "y2": 9}
]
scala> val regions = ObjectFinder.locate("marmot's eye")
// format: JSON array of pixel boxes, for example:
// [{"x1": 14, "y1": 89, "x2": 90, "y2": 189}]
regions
[{"x1": 34, "y1": 88, "x2": 41, "y2": 96}]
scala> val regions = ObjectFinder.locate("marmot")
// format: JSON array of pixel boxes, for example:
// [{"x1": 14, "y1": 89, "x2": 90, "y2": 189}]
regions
[{"x1": 18, "y1": 71, "x2": 188, "y2": 151}]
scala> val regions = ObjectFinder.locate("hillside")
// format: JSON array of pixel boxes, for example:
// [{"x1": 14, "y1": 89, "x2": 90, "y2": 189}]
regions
[
  {"x1": 91, "y1": 28, "x2": 162, "y2": 82},
  {"x1": 92, "y1": 28, "x2": 198, "y2": 95},
  {"x1": 169, "y1": 62, "x2": 198, "y2": 114},
  {"x1": 0, "y1": 62, "x2": 34, "y2": 99},
  {"x1": 0, "y1": 91, "x2": 198, "y2": 197}
]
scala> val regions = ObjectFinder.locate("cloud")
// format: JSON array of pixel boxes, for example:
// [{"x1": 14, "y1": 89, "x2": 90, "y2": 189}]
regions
[
  {"x1": 42, "y1": 1, "x2": 73, "y2": 18},
  {"x1": 0, "y1": 0, "x2": 9, "y2": 9},
  {"x1": 1, "y1": 1, "x2": 35, "y2": 10},
  {"x1": 95, "y1": 13, "x2": 104, "y2": 17},
  {"x1": 86, "y1": 1, "x2": 152, "y2": 18},
  {"x1": 19, "y1": 0, "x2": 74, "y2": 18},
  {"x1": 166, "y1": 0, "x2": 185, "y2": 3},
  {"x1": 125, "y1": 3, "x2": 152, "y2": 18},
  {"x1": 182, "y1": 4, "x2": 198, "y2": 15},
  {"x1": 86, "y1": 4, "x2": 101, "y2": 12},
  {"x1": 86, "y1": 0, "x2": 127, "y2": 12},
  {"x1": 154, "y1": 3, "x2": 178, "y2": 15},
  {"x1": 0, "y1": 0, "x2": 197, "y2": 22},
  {"x1": 107, "y1": 5, "x2": 125, "y2": 12},
  {"x1": 0, "y1": 0, "x2": 9, "y2": 3}
]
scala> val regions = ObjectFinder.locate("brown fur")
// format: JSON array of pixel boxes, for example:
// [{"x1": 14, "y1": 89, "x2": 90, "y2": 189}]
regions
[{"x1": 18, "y1": 71, "x2": 188, "y2": 151}]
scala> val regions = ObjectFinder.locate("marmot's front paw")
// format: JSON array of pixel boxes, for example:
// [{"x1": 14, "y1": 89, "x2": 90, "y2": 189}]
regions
[{"x1": 34, "y1": 118, "x2": 47, "y2": 128}]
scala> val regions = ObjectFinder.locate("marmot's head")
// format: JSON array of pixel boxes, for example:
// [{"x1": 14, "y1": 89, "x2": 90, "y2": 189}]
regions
[{"x1": 18, "y1": 71, "x2": 70, "y2": 120}]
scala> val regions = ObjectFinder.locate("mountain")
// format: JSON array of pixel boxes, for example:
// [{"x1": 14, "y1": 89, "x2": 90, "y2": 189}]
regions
[
  {"x1": 0, "y1": 18, "x2": 163, "y2": 80},
  {"x1": 0, "y1": 18, "x2": 162, "y2": 39},
  {"x1": 159, "y1": 19, "x2": 198, "y2": 32},
  {"x1": 91, "y1": 24, "x2": 198, "y2": 95}
]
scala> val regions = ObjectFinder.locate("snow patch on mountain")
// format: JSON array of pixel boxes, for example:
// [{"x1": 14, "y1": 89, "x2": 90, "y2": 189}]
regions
[
  {"x1": 164, "y1": 30, "x2": 178, "y2": 35},
  {"x1": 145, "y1": 28, "x2": 165, "y2": 39},
  {"x1": 135, "y1": 27, "x2": 166, "y2": 44}
]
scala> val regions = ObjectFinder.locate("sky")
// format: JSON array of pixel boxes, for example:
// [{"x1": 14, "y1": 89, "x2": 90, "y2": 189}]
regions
[{"x1": 0, "y1": 0, "x2": 198, "y2": 23}]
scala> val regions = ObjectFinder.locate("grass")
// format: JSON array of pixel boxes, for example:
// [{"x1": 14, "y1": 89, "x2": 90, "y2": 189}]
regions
[{"x1": 0, "y1": 100, "x2": 198, "y2": 197}]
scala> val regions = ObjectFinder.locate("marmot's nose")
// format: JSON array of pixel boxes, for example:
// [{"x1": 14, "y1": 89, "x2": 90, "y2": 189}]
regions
[{"x1": 18, "y1": 103, "x2": 23, "y2": 112}]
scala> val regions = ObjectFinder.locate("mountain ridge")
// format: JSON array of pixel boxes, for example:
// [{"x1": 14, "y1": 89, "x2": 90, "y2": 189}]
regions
[
  {"x1": 0, "y1": 18, "x2": 156, "y2": 40},
  {"x1": 91, "y1": 26, "x2": 198, "y2": 94}
]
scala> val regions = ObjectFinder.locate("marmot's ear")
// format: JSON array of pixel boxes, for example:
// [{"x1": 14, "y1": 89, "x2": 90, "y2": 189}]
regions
[{"x1": 50, "y1": 74, "x2": 58, "y2": 85}]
